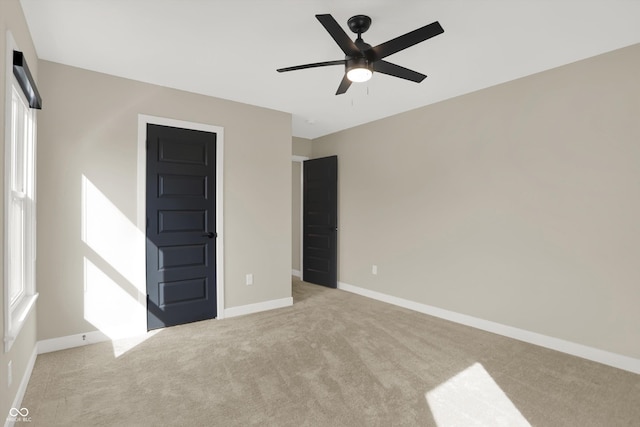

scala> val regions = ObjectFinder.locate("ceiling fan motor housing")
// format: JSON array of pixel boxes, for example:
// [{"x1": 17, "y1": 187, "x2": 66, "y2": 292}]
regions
[{"x1": 347, "y1": 37, "x2": 374, "y2": 80}]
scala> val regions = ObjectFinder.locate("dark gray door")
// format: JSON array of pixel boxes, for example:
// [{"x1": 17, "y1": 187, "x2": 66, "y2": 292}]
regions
[
  {"x1": 146, "y1": 124, "x2": 217, "y2": 330},
  {"x1": 303, "y1": 156, "x2": 338, "y2": 288}
]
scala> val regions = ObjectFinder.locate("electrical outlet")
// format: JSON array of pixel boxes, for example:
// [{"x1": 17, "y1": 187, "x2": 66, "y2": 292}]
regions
[
  {"x1": 7, "y1": 360, "x2": 12, "y2": 387},
  {"x1": 372, "y1": 265, "x2": 378, "y2": 275},
  {"x1": 246, "y1": 274, "x2": 253, "y2": 286}
]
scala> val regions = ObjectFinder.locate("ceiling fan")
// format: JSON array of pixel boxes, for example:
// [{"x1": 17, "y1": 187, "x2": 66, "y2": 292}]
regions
[{"x1": 277, "y1": 14, "x2": 444, "y2": 95}]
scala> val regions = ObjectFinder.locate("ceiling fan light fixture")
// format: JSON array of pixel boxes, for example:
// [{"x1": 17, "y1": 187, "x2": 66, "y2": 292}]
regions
[
  {"x1": 346, "y1": 58, "x2": 372, "y2": 82},
  {"x1": 347, "y1": 67, "x2": 372, "y2": 82}
]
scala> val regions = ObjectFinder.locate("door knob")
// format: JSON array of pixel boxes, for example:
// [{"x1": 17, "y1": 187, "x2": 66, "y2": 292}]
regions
[{"x1": 203, "y1": 232, "x2": 215, "y2": 238}]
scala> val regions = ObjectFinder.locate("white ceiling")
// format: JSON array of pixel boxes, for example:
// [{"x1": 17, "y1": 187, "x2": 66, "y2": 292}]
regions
[{"x1": 20, "y1": 0, "x2": 640, "y2": 139}]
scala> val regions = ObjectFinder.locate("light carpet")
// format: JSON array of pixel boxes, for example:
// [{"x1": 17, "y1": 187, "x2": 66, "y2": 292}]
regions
[{"x1": 21, "y1": 278, "x2": 640, "y2": 426}]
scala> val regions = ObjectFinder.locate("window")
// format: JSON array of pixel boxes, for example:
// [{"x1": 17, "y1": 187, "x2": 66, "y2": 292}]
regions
[{"x1": 4, "y1": 34, "x2": 38, "y2": 352}]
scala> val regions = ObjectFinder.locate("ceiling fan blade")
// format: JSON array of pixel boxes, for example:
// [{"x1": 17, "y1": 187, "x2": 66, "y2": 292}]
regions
[
  {"x1": 316, "y1": 14, "x2": 360, "y2": 57},
  {"x1": 371, "y1": 21, "x2": 444, "y2": 59},
  {"x1": 277, "y1": 60, "x2": 345, "y2": 73},
  {"x1": 373, "y1": 60, "x2": 426, "y2": 83},
  {"x1": 335, "y1": 74, "x2": 352, "y2": 95}
]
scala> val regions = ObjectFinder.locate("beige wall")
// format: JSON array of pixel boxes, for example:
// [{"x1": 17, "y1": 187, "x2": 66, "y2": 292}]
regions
[
  {"x1": 292, "y1": 136, "x2": 312, "y2": 158},
  {"x1": 0, "y1": 0, "x2": 39, "y2": 419},
  {"x1": 36, "y1": 61, "x2": 292, "y2": 341},
  {"x1": 312, "y1": 44, "x2": 640, "y2": 359}
]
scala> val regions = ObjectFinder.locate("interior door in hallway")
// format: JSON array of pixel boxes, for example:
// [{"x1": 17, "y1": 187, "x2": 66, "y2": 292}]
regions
[
  {"x1": 303, "y1": 156, "x2": 338, "y2": 288},
  {"x1": 146, "y1": 124, "x2": 217, "y2": 330}
]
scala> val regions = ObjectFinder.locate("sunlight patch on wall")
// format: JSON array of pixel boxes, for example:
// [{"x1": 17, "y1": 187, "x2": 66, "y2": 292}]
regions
[
  {"x1": 81, "y1": 175, "x2": 145, "y2": 292},
  {"x1": 81, "y1": 175, "x2": 151, "y2": 356},
  {"x1": 425, "y1": 362, "x2": 531, "y2": 426},
  {"x1": 83, "y1": 257, "x2": 146, "y2": 340}
]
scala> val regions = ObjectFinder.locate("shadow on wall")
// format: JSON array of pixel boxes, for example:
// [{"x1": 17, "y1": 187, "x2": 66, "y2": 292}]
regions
[{"x1": 81, "y1": 174, "x2": 158, "y2": 356}]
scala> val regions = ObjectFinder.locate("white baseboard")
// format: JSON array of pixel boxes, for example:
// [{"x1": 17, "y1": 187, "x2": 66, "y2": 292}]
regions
[
  {"x1": 37, "y1": 330, "x2": 111, "y2": 354},
  {"x1": 338, "y1": 281, "x2": 640, "y2": 374},
  {"x1": 224, "y1": 297, "x2": 293, "y2": 318},
  {"x1": 37, "y1": 298, "x2": 295, "y2": 353},
  {"x1": 4, "y1": 346, "x2": 37, "y2": 427},
  {"x1": 291, "y1": 270, "x2": 301, "y2": 278}
]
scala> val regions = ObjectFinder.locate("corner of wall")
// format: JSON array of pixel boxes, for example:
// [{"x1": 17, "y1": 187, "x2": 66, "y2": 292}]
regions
[{"x1": 292, "y1": 136, "x2": 313, "y2": 158}]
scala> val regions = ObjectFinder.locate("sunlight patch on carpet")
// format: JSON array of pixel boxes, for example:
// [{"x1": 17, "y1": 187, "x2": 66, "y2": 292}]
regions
[
  {"x1": 426, "y1": 362, "x2": 531, "y2": 426},
  {"x1": 111, "y1": 329, "x2": 163, "y2": 357}
]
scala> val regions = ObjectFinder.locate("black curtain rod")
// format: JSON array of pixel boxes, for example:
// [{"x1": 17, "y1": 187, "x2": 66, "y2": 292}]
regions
[{"x1": 13, "y1": 50, "x2": 42, "y2": 109}]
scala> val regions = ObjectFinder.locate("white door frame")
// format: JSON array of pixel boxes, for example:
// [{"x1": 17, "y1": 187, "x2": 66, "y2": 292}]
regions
[
  {"x1": 137, "y1": 114, "x2": 225, "y2": 319},
  {"x1": 292, "y1": 155, "x2": 308, "y2": 278}
]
